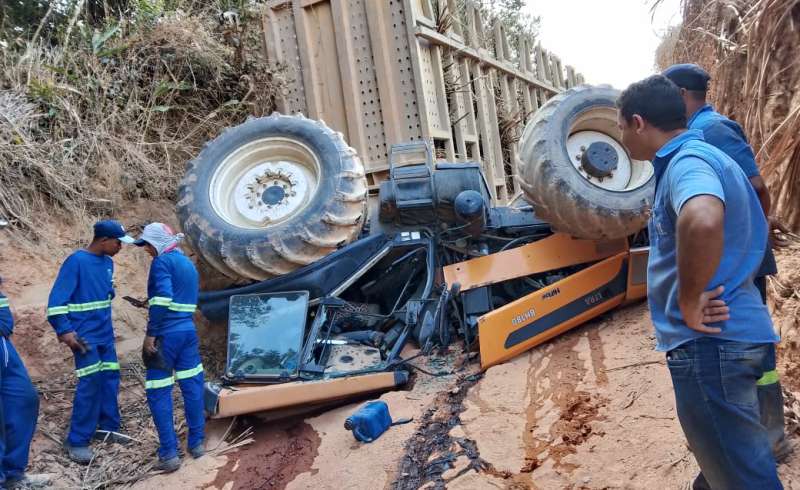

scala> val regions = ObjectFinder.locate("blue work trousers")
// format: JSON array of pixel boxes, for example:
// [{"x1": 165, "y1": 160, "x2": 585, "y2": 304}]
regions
[
  {"x1": 0, "y1": 337, "x2": 39, "y2": 484},
  {"x1": 667, "y1": 338, "x2": 782, "y2": 489},
  {"x1": 68, "y1": 342, "x2": 121, "y2": 447},
  {"x1": 145, "y1": 330, "x2": 205, "y2": 460}
]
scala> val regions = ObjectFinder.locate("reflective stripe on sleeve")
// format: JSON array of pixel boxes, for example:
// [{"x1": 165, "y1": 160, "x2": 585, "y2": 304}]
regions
[
  {"x1": 148, "y1": 296, "x2": 195, "y2": 313},
  {"x1": 168, "y1": 302, "x2": 197, "y2": 313},
  {"x1": 68, "y1": 299, "x2": 112, "y2": 312},
  {"x1": 48, "y1": 297, "x2": 112, "y2": 317},
  {"x1": 47, "y1": 306, "x2": 70, "y2": 316},
  {"x1": 148, "y1": 296, "x2": 173, "y2": 307}
]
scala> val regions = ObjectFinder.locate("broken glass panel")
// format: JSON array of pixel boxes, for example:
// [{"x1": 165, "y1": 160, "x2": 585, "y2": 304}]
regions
[{"x1": 226, "y1": 291, "x2": 309, "y2": 381}]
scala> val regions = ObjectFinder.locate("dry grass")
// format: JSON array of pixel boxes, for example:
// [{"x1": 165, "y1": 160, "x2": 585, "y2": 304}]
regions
[
  {"x1": 30, "y1": 356, "x2": 248, "y2": 489},
  {"x1": 657, "y1": 0, "x2": 800, "y2": 230},
  {"x1": 31, "y1": 362, "x2": 165, "y2": 489},
  {"x1": 0, "y1": 9, "x2": 284, "y2": 237}
]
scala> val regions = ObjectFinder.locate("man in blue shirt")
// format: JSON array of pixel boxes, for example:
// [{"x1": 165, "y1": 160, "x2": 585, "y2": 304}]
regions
[
  {"x1": 0, "y1": 277, "x2": 49, "y2": 489},
  {"x1": 617, "y1": 75, "x2": 781, "y2": 489},
  {"x1": 664, "y1": 63, "x2": 790, "y2": 462},
  {"x1": 47, "y1": 220, "x2": 134, "y2": 464},
  {"x1": 135, "y1": 223, "x2": 204, "y2": 473}
]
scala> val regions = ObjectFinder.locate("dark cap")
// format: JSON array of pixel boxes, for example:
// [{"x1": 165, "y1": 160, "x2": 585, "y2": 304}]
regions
[
  {"x1": 662, "y1": 63, "x2": 711, "y2": 91},
  {"x1": 93, "y1": 220, "x2": 134, "y2": 244}
]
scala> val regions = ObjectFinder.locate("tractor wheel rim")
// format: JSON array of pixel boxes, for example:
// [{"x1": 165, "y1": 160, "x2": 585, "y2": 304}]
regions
[
  {"x1": 566, "y1": 106, "x2": 653, "y2": 192},
  {"x1": 567, "y1": 130, "x2": 633, "y2": 191},
  {"x1": 209, "y1": 138, "x2": 320, "y2": 229}
]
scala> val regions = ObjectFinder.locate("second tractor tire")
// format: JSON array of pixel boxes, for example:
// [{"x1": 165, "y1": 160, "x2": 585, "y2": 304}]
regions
[{"x1": 518, "y1": 85, "x2": 654, "y2": 240}]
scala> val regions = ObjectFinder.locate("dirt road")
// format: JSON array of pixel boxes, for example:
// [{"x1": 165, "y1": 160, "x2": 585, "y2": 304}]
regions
[
  {"x1": 4, "y1": 207, "x2": 800, "y2": 489},
  {"x1": 156, "y1": 300, "x2": 800, "y2": 489}
]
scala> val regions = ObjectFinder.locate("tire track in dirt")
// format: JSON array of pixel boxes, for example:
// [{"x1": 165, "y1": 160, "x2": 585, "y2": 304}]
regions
[
  {"x1": 453, "y1": 323, "x2": 610, "y2": 488},
  {"x1": 522, "y1": 328, "x2": 608, "y2": 476}
]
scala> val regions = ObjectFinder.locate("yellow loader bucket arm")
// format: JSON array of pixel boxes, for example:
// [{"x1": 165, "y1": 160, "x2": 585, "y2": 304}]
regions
[{"x1": 443, "y1": 234, "x2": 649, "y2": 369}]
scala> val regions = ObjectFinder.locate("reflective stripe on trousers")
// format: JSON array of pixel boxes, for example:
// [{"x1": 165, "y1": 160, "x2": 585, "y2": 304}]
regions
[
  {"x1": 145, "y1": 363, "x2": 203, "y2": 390},
  {"x1": 75, "y1": 360, "x2": 120, "y2": 377}
]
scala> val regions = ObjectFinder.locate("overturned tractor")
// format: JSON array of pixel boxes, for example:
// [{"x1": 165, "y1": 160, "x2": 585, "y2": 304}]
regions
[{"x1": 177, "y1": 86, "x2": 654, "y2": 418}]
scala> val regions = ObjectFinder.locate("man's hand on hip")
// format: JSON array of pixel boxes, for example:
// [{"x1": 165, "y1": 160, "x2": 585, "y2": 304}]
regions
[{"x1": 681, "y1": 285, "x2": 726, "y2": 334}]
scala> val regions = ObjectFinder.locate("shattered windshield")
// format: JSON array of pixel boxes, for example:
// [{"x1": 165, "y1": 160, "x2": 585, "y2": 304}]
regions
[{"x1": 226, "y1": 291, "x2": 309, "y2": 380}]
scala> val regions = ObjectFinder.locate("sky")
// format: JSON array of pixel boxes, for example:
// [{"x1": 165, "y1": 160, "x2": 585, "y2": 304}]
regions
[{"x1": 527, "y1": 0, "x2": 683, "y2": 89}]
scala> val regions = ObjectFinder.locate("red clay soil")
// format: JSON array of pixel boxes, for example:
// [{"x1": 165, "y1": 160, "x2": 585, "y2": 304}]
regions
[{"x1": 209, "y1": 420, "x2": 320, "y2": 490}]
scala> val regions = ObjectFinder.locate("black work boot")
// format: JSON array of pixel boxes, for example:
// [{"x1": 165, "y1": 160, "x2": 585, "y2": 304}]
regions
[
  {"x1": 63, "y1": 441, "x2": 93, "y2": 465},
  {"x1": 155, "y1": 456, "x2": 181, "y2": 473},
  {"x1": 189, "y1": 444, "x2": 205, "y2": 459}
]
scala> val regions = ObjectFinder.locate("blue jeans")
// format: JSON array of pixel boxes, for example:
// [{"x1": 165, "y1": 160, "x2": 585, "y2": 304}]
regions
[{"x1": 667, "y1": 338, "x2": 782, "y2": 489}]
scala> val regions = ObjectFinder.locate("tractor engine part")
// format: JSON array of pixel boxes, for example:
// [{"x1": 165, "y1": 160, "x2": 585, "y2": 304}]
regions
[
  {"x1": 177, "y1": 113, "x2": 368, "y2": 281},
  {"x1": 454, "y1": 190, "x2": 487, "y2": 238},
  {"x1": 379, "y1": 163, "x2": 491, "y2": 227},
  {"x1": 517, "y1": 85, "x2": 655, "y2": 239}
]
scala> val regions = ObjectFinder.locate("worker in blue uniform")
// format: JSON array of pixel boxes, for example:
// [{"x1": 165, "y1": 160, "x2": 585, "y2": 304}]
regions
[
  {"x1": 664, "y1": 63, "x2": 792, "y2": 463},
  {"x1": 135, "y1": 223, "x2": 205, "y2": 473},
  {"x1": 47, "y1": 220, "x2": 134, "y2": 464},
  {"x1": 0, "y1": 277, "x2": 49, "y2": 489}
]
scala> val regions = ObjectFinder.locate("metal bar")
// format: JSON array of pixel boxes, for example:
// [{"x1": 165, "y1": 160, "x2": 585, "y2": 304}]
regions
[{"x1": 414, "y1": 25, "x2": 560, "y2": 94}]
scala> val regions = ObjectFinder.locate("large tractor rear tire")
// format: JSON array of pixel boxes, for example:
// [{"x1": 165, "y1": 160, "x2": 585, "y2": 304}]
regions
[
  {"x1": 177, "y1": 114, "x2": 368, "y2": 281},
  {"x1": 518, "y1": 85, "x2": 654, "y2": 240}
]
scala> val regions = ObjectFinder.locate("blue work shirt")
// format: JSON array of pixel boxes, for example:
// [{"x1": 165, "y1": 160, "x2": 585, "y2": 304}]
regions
[
  {"x1": 147, "y1": 249, "x2": 199, "y2": 337},
  {"x1": 647, "y1": 129, "x2": 777, "y2": 352},
  {"x1": 47, "y1": 250, "x2": 116, "y2": 345},
  {"x1": 688, "y1": 103, "x2": 777, "y2": 277},
  {"x1": 0, "y1": 294, "x2": 13, "y2": 337},
  {"x1": 688, "y1": 104, "x2": 760, "y2": 177}
]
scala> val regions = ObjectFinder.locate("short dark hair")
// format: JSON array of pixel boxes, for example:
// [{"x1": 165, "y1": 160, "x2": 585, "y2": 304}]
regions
[{"x1": 617, "y1": 75, "x2": 687, "y2": 131}]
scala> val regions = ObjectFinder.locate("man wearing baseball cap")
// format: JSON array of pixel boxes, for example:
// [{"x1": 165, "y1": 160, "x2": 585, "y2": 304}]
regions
[
  {"x1": 664, "y1": 63, "x2": 791, "y2": 464},
  {"x1": 135, "y1": 223, "x2": 204, "y2": 473},
  {"x1": 46, "y1": 220, "x2": 134, "y2": 464}
]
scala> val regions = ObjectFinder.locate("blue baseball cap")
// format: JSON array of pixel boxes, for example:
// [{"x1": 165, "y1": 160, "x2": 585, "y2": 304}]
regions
[
  {"x1": 93, "y1": 220, "x2": 135, "y2": 244},
  {"x1": 662, "y1": 63, "x2": 710, "y2": 91}
]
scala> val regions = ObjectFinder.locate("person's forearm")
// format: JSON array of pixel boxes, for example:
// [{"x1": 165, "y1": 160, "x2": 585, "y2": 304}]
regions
[
  {"x1": 758, "y1": 187, "x2": 771, "y2": 218},
  {"x1": 677, "y1": 197, "x2": 725, "y2": 311},
  {"x1": 750, "y1": 176, "x2": 771, "y2": 218}
]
